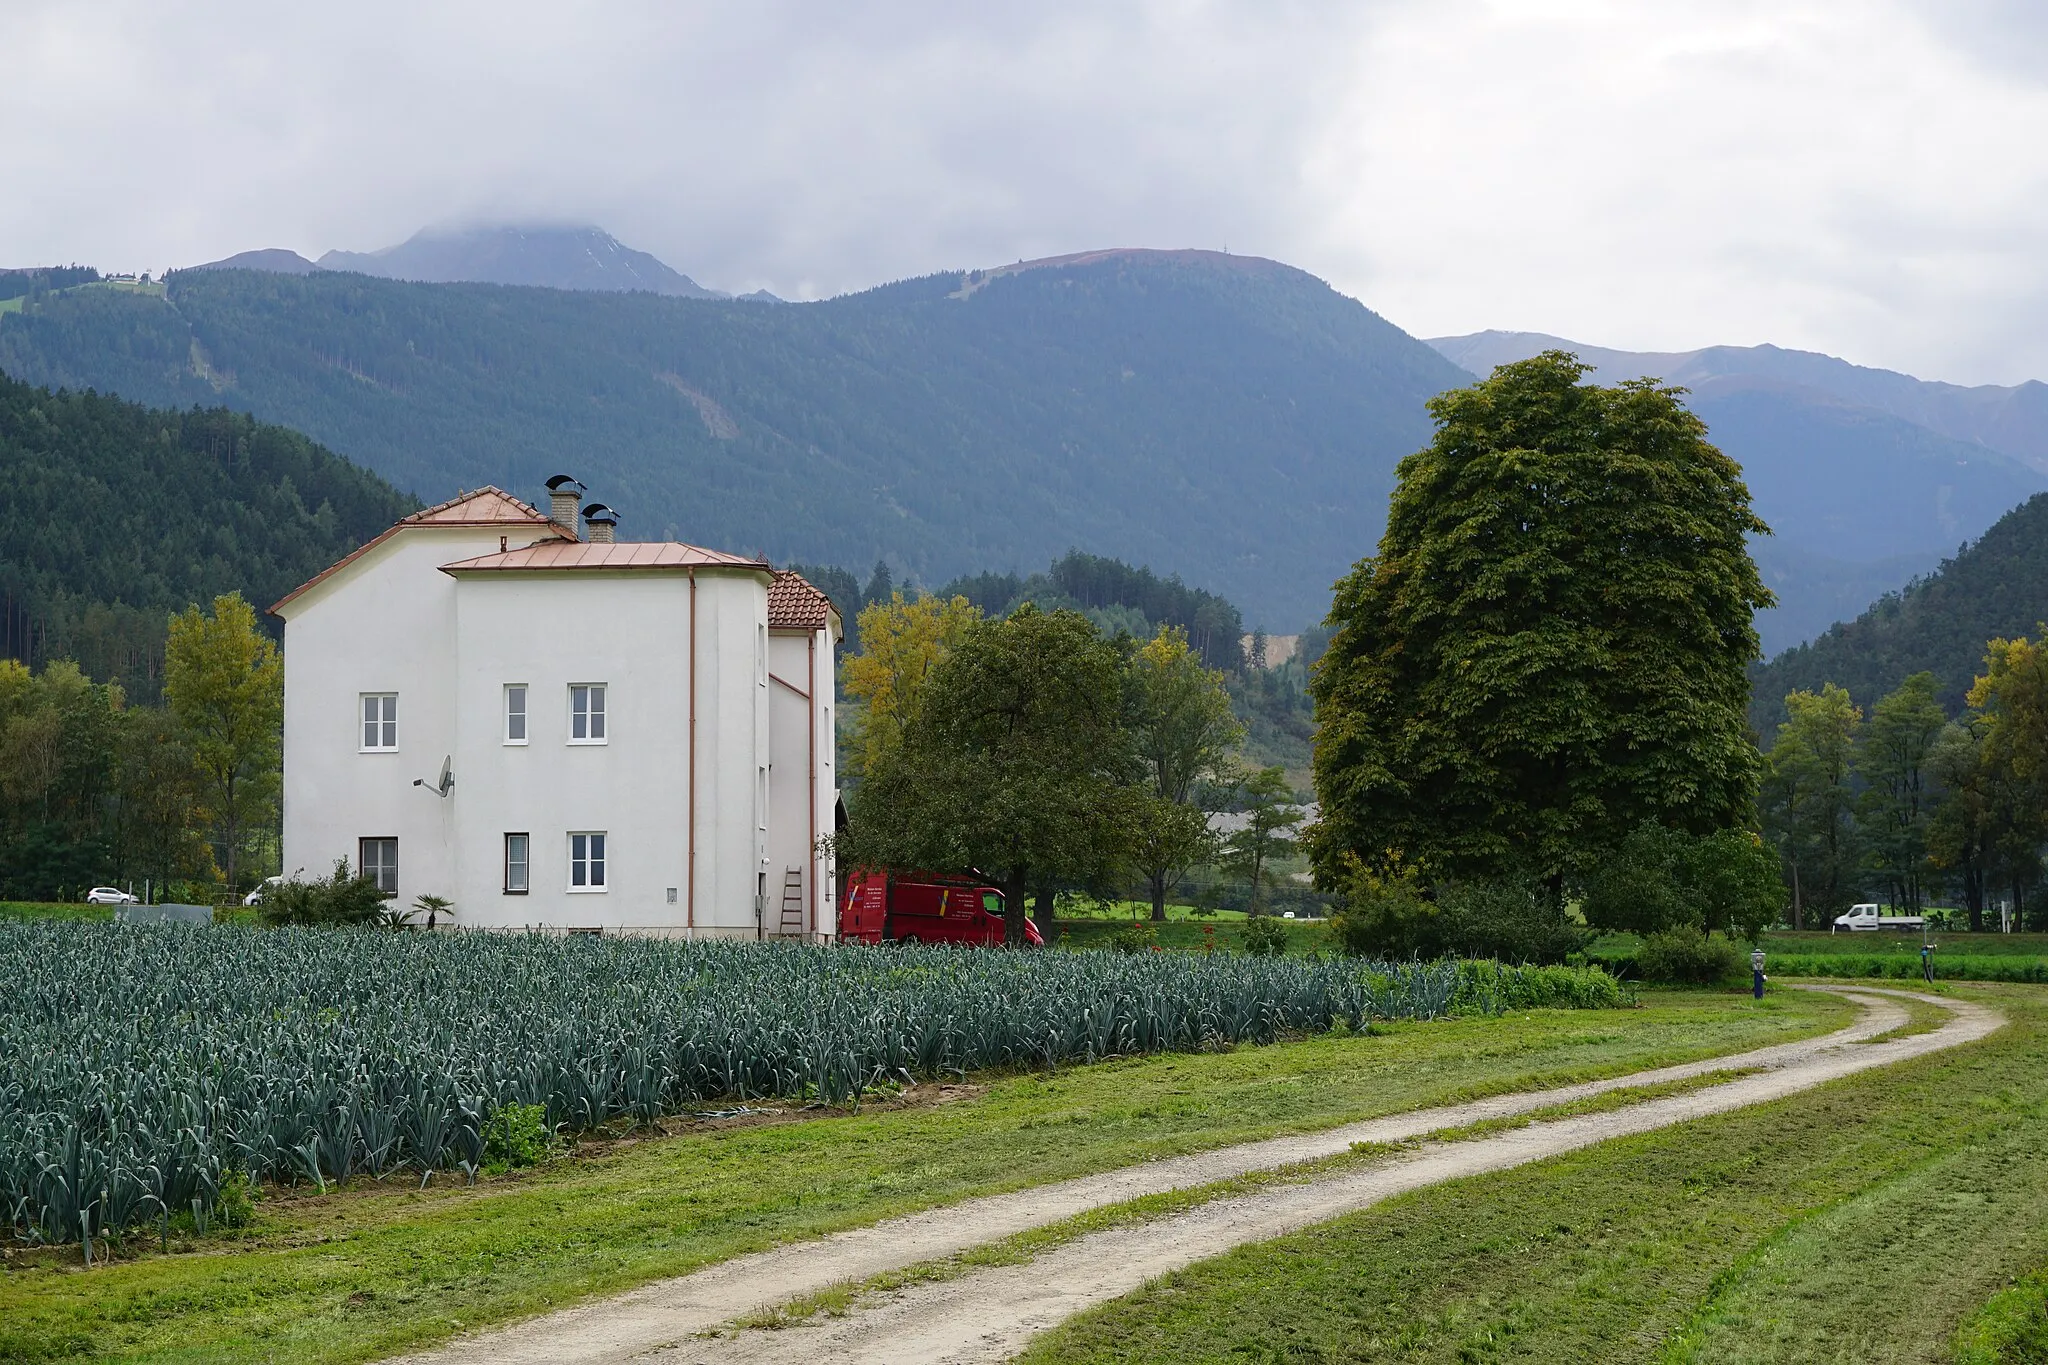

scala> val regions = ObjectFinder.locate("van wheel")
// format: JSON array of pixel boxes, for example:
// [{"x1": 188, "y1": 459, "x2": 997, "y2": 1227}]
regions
[{"x1": 897, "y1": 934, "x2": 921, "y2": 945}]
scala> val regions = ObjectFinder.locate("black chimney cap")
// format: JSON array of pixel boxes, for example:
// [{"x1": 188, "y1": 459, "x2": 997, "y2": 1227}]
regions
[
  {"x1": 546, "y1": 474, "x2": 585, "y2": 491},
  {"x1": 581, "y1": 502, "x2": 618, "y2": 525}
]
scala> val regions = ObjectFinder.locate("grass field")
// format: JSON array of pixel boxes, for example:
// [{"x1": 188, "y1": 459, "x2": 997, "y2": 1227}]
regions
[
  {"x1": 1019, "y1": 981, "x2": 2048, "y2": 1365},
  {"x1": 0, "y1": 901, "x2": 110, "y2": 923},
  {"x1": 0, "y1": 990, "x2": 1845, "y2": 1365},
  {"x1": 1053, "y1": 915, "x2": 1333, "y2": 954}
]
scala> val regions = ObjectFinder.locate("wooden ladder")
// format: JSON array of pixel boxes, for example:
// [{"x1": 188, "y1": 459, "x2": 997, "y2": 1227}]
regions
[{"x1": 778, "y1": 866, "x2": 806, "y2": 937}]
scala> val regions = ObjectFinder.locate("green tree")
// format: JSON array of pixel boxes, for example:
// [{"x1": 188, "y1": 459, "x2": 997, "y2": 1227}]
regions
[
  {"x1": 165, "y1": 593, "x2": 282, "y2": 893},
  {"x1": 1760, "y1": 684, "x2": 1861, "y2": 926},
  {"x1": 1967, "y1": 633, "x2": 2048, "y2": 926},
  {"x1": 1310, "y1": 352, "x2": 1771, "y2": 897},
  {"x1": 1223, "y1": 766, "x2": 1303, "y2": 916},
  {"x1": 1927, "y1": 719, "x2": 1993, "y2": 930},
  {"x1": 1125, "y1": 626, "x2": 1243, "y2": 920},
  {"x1": 0, "y1": 658, "x2": 127, "y2": 897},
  {"x1": 1856, "y1": 671, "x2": 1947, "y2": 910},
  {"x1": 841, "y1": 605, "x2": 1139, "y2": 945}
]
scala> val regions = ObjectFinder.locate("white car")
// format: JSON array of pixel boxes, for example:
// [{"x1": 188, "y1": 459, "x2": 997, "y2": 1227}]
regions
[
  {"x1": 243, "y1": 875, "x2": 289, "y2": 906},
  {"x1": 85, "y1": 886, "x2": 138, "y2": 905}
]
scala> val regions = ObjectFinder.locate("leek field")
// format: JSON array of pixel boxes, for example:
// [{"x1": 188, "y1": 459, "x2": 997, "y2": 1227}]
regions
[{"x1": 0, "y1": 922, "x2": 1621, "y2": 1251}]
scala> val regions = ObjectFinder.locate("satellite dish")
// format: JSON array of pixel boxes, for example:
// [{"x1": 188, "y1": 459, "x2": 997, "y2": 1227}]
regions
[{"x1": 413, "y1": 756, "x2": 454, "y2": 798}]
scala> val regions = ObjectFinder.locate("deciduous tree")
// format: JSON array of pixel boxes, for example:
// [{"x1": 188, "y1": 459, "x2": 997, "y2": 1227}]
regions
[
  {"x1": 842, "y1": 592, "x2": 980, "y2": 778},
  {"x1": 1310, "y1": 352, "x2": 1771, "y2": 895},
  {"x1": 165, "y1": 592, "x2": 281, "y2": 893},
  {"x1": 841, "y1": 606, "x2": 1139, "y2": 944},
  {"x1": 1126, "y1": 626, "x2": 1242, "y2": 920},
  {"x1": 1856, "y1": 672, "x2": 1947, "y2": 910},
  {"x1": 1223, "y1": 766, "x2": 1303, "y2": 916},
  {"x1": 1760, "y1": 684, "x2": 1860, "y2": 926}
]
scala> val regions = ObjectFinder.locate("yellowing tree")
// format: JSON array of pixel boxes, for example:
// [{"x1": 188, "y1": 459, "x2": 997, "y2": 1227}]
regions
[
  {"x1": 843, "y1": 592, "x2": 980, "y2": 777},
  {"x1": 165, "y1": 593, "x2": 282, "y2": 893}
]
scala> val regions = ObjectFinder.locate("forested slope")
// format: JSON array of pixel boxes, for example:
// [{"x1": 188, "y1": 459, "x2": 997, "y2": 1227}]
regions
[
  {"x1": 0, "y1": 371, "x2": 415, "y2": 697},
  {"x1": 0, "y1": 252, "x2": 1469, "y2": 629},
  {"x1": 1749, "y1": 491, "x2": 2048, "y2": 729}
]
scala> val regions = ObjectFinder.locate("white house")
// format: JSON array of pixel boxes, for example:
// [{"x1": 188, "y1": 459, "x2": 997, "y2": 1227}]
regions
[{"x1": 271, "y1": 483, "x2": 840, "y2": 937}]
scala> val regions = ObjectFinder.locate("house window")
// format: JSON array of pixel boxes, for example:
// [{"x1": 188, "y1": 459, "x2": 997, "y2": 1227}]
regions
[
  {"x1": 361, "y1": 694, "x2": 397, "y2": 750},
  {"x1": 504, "y1": 833, "x2": 529, "y2": 894},
  {"x1": 359, "y1": 837, "x2": 398, "y2": 893},
  {"x1": 505, "y1": 685, "x2": 528, "y2": 743},
  {"x1": 569, "y1": 832, "x2": 607, "y2": 890},
  {"x1": 570, "y1": 684, "x2": 607, "y2": 742}
]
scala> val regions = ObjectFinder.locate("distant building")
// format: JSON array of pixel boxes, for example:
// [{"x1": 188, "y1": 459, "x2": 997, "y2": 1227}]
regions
[{"x1": 271, "y1": 484, "x2": 839, "y2": 937}]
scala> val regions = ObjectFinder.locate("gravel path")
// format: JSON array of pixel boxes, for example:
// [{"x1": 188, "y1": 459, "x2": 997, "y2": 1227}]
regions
[{"x1": 396, "y1": 987, "x2": 1997, "y2": 1365}]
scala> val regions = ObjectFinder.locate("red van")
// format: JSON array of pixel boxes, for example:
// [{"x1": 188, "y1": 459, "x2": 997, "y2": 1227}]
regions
[{"x1": 839, "y1": 870, "x2": 1043, "y2": 947}]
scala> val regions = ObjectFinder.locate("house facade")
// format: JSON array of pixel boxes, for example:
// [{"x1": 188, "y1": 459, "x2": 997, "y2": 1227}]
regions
[{"x1": 271, "y1": 484, "x2": 840, "y2": 937}]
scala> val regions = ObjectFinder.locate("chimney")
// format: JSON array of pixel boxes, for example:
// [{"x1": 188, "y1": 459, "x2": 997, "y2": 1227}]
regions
[
  {"x1": 545, "y1": 474, "x2": 585, "y2": 538},
  {"x1": 582, "y1": 503, "x2": 618, "y2": 544}
]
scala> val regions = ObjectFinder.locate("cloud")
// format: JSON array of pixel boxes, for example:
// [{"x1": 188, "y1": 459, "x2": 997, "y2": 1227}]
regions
[{"x1": 2, "y1": 0, "x2": 2044, "y2": 383}]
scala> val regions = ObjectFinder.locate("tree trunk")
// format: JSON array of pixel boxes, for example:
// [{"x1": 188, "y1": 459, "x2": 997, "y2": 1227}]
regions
[
  {"x1": 1789, "y1": 860, "x2": 1802, "y2": 931},
  {"x1": 1149, "y1": 869, "x2": 1167, "y2": 922},
  {"x1": 1967, "y1": 867, "x2": 1984, "y2": 933},
  {"x1": 1032, "y1": 882, "x2": 1057, "y2": 937},
  {"x1": 1002, "y1": 871, "x2": 1028, "y2": 947}
]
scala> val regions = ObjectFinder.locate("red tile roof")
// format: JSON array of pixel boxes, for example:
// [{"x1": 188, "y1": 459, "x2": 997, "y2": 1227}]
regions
[
  {"x1": 271, "y1": 486, "x2": 570, "y2": 615},
  {"x1": 439, "y1": 540, "x2": 770, "y2": 574},
  {"x1": 768, "y1": 571, "x2": 839, "y2": 630}
]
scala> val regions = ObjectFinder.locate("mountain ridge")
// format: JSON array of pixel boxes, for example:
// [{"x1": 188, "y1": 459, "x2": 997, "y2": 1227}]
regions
[{"x1": 195, "y1": 225, "x2": 727, "y2": 299}]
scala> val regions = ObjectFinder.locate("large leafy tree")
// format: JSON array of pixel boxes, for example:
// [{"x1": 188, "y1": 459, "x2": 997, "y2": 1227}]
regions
[
  {"x1": 1125, "y1": 626, "x2": 1242, "y2": 920},
  {"x1": 841, "y1": 605, "x2": 1140, "y2": 944},
  {"x1": 1309, "y1": 352, "x2": 1772, "y2": 892},
  {"x1": 165, "y1": 592, "x2": 282, "y2": 893}
]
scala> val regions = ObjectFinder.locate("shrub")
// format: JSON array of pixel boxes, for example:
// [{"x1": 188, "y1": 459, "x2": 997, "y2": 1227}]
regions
[
  {"x1": 1637, "y1": 925, "x2": 1742, "y2": 984},
  {"x1": 257, "y1": 859, "x2": 391, "y2": 927},
  {"x1": 1105, "y1": 920, "x2": 1157, "y2": 953},
  {"x1": 1240, "y1": 915, "x2": 1290, "y2": 957},
  {"x1": 1580, "y1": 823, "x2": 1785, "y2": 940},
  {"x1": 1329, "y1": 862, "x2": 1440, "y2": 957},
  {"x1": 483, "y1": 1103, "x2": 557, "y2": 1169},
  {"x1": 1435, "y1": 877, "x2": 1590, "y2": 964}
]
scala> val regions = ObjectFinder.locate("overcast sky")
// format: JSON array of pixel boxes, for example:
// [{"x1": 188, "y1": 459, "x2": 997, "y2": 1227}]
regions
[{"x1": 5, "y1": 1, "x2": 2044, "y2": 385}]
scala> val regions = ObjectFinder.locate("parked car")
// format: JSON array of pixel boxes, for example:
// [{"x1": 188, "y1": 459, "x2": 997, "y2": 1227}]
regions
[
  {"x1": 243, "y1": 875, "x2": 289, "y2": 906},
  {"x1": 1832, "y1": 903, "x2": 1927, "y2": 933},
  {"x1": 84, "y1": 886, "x2": 138, "y2": 905},
  {"x1": 840, "y1": 870, "x2": 1043, "y2": 947}
]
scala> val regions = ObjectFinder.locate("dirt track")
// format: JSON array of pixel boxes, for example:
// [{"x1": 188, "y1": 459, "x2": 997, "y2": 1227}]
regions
[{"x1": 395, "y1": 987, "x2": 2000, "y2": 1365}]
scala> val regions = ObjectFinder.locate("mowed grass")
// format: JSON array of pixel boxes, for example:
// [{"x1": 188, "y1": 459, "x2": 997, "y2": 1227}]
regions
[
  {"x1": 0, "y1": 991, "x2": 1846, "y2": 1365},
  {"x1": 1018, "y1": 982, "x2": 2048, "y2": 1365}
]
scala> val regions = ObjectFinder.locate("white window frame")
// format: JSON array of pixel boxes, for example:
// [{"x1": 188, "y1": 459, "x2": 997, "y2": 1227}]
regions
[
  {"x1": 569, "y1": 684, "x2": 607, "y2": 744},
  {"x1": 360, "y1": 693, "x2": 398, "y2": 752},
  {"x1": 359, "y1": 837, "x2": 398, "y2": 894},
  {"x1": 504, "y1": 684, "x2": 528, "y2": 745},
  {"x1": 568, "y1": 831, "x2": 607, "y2": 891}
]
